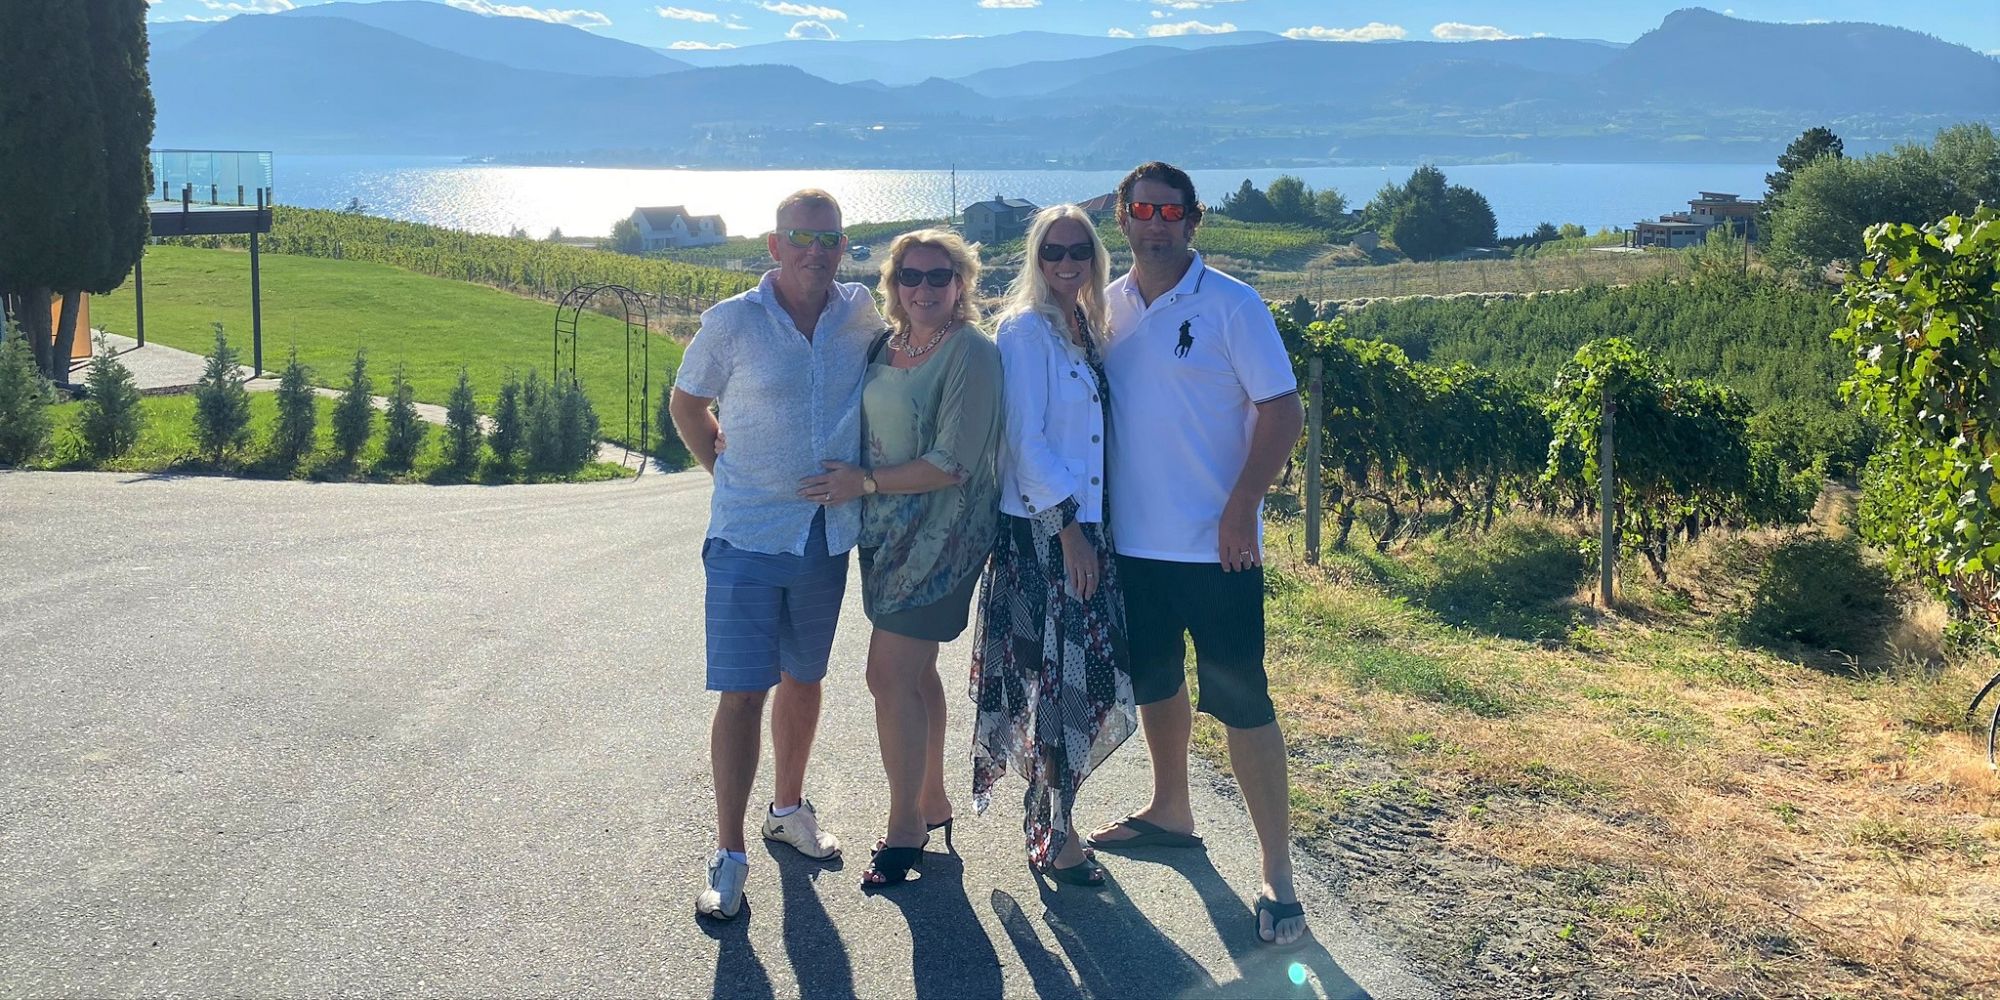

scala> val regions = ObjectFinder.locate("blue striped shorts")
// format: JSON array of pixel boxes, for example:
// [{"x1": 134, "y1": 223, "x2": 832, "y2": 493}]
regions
[{"x1": 701, "y1": 513, "x2": 850, "y2": 692}]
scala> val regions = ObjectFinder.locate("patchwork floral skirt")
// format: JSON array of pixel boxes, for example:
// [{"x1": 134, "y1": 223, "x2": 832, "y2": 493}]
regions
[{"x1": 970, "y1": 506, "x2": 1136, "y2": 867}]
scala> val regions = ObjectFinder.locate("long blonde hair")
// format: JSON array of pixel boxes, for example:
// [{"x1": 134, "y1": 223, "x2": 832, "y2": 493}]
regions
[
  {"x1": 999, "y1": 204, "x2": 1110, "y2": 342},
  {"x1": 879, "y1": 228, "x2": 984, "y2": 333}
]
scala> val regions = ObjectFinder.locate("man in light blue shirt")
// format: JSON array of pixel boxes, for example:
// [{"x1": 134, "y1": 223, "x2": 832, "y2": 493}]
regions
[{"x1": 669, "y1": 189, "x2": 885, "y2": 921}]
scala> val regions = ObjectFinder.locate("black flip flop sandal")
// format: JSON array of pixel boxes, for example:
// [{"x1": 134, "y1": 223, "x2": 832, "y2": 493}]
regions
[
  {"x1": 1085, "y1": 815, "x2": 1204, "y2": 851},
  {"x1": 1253, "y1": 896, "x2": 1309, "y2": 948}
]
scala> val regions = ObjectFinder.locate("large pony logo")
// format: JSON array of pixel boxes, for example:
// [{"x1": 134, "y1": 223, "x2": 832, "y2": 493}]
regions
[{"x1": 1174, "y1": 319, "x2": 1194, "y2": 358}]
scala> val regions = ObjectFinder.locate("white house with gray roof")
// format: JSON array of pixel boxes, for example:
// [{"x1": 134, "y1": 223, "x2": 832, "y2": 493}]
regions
[{"x1": 630, "y1": 205, "x2": 725, "y2": 250}]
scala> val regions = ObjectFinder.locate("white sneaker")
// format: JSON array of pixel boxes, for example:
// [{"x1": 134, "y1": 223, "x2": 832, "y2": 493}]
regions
[
  {"x1": 696, "y1": 850, "x2": 748, "y2": 920},
  {"x1": 762, "y1": 799, "x2": 841, "y2": 859}
]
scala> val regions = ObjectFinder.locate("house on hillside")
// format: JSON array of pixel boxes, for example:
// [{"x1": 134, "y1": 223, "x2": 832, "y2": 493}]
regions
[
  {"x1": 630, "y1": 205, "x2": 725, "y2": 250},
  {"x1": 962, "y1": 196, "x2": 1037, "y2": 243},
  {"x1": 1077, "y1": 192, "x2": 1118, "y2": 221},
  {"x1": 1629, "y1": 191, "x2": 1761, "y2": 249}
]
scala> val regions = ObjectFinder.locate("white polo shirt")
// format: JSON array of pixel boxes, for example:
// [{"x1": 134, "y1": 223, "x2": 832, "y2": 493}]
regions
[{"x1": 1104, "y1": 252, "x2": 1297, "y2": 563}]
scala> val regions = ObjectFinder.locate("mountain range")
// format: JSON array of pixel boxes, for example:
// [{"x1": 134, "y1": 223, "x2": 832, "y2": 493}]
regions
[{"x1": 147, "y1": 4, "x2": 2000, "y2": 167}]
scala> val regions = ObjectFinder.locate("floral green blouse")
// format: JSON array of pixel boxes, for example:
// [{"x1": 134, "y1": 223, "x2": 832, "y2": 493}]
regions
[{"x1": 859, "y1": 324, "x2": 1003, "y2": 616}]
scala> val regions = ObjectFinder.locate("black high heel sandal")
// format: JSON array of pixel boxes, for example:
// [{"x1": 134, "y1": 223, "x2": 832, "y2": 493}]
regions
[
  {"x1": 1039, "y1": 858, "x2": 1106, "y2": 887},
  {"x1": 863, "y1": 846, "x2": 924, "y2": 888},
  {"x1": 873, "y1": 817, "x2": 955, "y2": 855}
]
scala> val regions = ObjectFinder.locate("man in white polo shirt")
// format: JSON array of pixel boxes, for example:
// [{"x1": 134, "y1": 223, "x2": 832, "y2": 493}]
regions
[{"x1": 1086, "y1": 161, "x2": 1310, "y2": 947}]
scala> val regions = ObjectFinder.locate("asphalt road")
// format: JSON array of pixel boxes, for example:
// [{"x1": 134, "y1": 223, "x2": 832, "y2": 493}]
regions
[{"x1": 0, "y1": 469, "x2": 1436, "y2": 999}]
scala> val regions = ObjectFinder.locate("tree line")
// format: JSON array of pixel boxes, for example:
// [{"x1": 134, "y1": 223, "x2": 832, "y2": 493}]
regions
[{"x1": 1216, "y1": 166, "x2": 1503, "y2": 262}]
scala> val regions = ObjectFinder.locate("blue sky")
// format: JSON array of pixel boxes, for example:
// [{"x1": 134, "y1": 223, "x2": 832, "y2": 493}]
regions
[{"x1": 150, "y1": 0, "x2": 2000, "y2": 54}]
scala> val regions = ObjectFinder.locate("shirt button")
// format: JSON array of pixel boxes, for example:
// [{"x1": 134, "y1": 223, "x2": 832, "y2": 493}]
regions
[
  {"x1": 1021, "y1": 494, "x2": 1030, "y2": 503},
  {"x1": 1026, "y1": 503, "x2": 1037, "y2": 513},
  {"x1": 1090, "y1": 476, "x2": 1100, "y2": 485},
  {"x1": 1069, "y1": 371, "x2": 1079, "y2": 378},
  {"x1": 1090, "y1": 434, "x2": 1100, "y2": 443},
  {"x1": 1091, "y1": 395, "x2": 1099, "y2": 402}
]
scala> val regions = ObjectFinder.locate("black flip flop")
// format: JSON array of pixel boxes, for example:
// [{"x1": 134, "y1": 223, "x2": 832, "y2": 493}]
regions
[
  {"x1": 1254, "y1": 896, "x2": 1309, "y2": 949},
  {"x1": 1084, "y1": 815, "x2": 1205, "y2": 851}
]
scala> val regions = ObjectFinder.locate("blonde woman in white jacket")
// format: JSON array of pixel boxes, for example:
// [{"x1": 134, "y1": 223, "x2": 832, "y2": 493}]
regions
[{"x1": 969, "y1": 204, "x2": 1136, "y2": 887}]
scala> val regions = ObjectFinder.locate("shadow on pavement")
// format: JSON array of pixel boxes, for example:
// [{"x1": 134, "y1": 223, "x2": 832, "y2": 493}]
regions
[
  {"x1": 700, "y1": 895, "x2": 776, "y2": 1000},
  {"x1": 871, "y1": 852, "x2": 1005, "y2": 999},
  {"x1": 768, "y1": 843, "x2": 857, "y2": 1000},
  {"x1": 990, "y1": 889, "x2": 1085, "y2": 1000},
  {"x1": 1102, "y1": 847, "x2": 1372, "y2": 1000},
  {"x1": 1033, "y1": 867, "x2": 1218, "y2": 998}
]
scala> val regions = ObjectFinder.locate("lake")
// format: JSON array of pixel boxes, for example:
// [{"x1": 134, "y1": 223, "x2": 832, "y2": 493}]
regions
[{"x1": 275, "y1": 156, "x2": 1772, "y2": 242}]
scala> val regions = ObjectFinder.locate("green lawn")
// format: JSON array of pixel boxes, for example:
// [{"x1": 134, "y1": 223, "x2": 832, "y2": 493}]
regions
[
  {"x1": 94, "y1": 245, "x2": 681, "y2": 447},
  {"x1": 30, "y1": 392, "x2": 628, "y2": 483}
]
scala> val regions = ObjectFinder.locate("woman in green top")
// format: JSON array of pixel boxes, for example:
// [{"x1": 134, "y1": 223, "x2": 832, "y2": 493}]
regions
[{"x1": 806, "y1": 228, "x2": 1001, "y2": 887}]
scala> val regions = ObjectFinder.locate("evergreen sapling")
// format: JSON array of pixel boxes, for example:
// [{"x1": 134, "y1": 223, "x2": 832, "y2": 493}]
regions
[
  {"x1": 381, "y1": 364, "x2": 426, "y2": 472},
  {"x1": 270, "y1": 346, "x2": 317, "y2": 469},
  {"x1": 191, "y1": 323, "x2": 250, "y2": 465},
  {"x1": 444, "y1": 365, "x2": 482, "y2": 475},
  {"x1": 331, "y1": 349, "x2": 374, "y2": 462},
  {"x1": 0, "y1": 337, "x2": 54, "y2": 465},
  {"x1": 80, "y1": 334, "x2": 144, "y2": 461}
]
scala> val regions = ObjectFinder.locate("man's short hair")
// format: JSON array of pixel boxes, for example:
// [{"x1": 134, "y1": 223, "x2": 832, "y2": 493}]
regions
[
  {"x1": 776, "y1": 189, "x2": 842, "y2": 228},
  {"x1": 1115, "y1": 161, "x2": 1203, "y2": 226}
]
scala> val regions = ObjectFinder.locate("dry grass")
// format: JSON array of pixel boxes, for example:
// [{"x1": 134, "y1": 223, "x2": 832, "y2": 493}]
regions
[{"x1": 1252, "y1": 511, "x2": 2000, "y2": 999}]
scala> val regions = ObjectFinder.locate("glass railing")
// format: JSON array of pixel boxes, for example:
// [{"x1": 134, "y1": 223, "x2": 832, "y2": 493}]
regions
[{"x1": 150, "y1": 149, "x2": 273, "y2": 207}]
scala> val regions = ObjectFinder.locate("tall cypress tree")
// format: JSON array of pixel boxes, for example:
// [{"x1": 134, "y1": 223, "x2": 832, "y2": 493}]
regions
[
  {"x1": 84, "y1": 0, "x2": 155, "y2": 294},
  {"x1": 0, "y1": 0, "x2": 108, "y2": 379},
  {"x1": 0, "y1": 0, "x2": 151, "y2": 381}
]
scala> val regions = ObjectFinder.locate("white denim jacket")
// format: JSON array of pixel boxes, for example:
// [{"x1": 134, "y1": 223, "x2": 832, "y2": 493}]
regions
[{"x1": 996, "y1": 310, "x2": 1106, "y2": 524}]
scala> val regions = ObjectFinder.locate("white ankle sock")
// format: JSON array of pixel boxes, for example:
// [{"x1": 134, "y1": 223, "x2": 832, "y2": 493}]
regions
[{"x1": 770, "y1": 802, "x2": 802, "y2": 818}]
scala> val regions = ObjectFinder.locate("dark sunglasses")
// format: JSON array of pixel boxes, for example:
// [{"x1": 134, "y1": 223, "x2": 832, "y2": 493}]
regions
[
  {"x1": 785, "y1": 228, "x2": 843, "y2": 249},
  {"x1": 895, "y1": 267, "x2": 957, "y2": 288},
  {"x1": 1037, "y1": 241, "x2": 1096, "y2": 263},
  {"x1": 1128, "y1": 201, "x2": 1188, "y2": 222}
]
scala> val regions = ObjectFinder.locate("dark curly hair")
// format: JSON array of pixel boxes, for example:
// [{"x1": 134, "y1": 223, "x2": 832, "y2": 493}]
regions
[{"x1": 1114, "y1": 161, "x2": 1203, "y2": 226}]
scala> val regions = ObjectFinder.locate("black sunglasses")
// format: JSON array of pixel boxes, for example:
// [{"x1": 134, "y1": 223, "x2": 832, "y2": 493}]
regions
[
  {"x1": 895, "y1": 267, "x2": 957, "y2": 288},
  {"x1": 1037, "y1": 241, "x2": 1095, "y2": 263}
]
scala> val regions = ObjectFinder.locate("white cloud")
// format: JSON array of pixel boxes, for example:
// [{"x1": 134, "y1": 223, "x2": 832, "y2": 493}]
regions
[
  {"x1": 1431, "y1": 22, "x2": 1518, "y2": 41},
  {"x1": 445, "y1": 0, "x2": 612, "y2": 28},
  {"x1": 724, "y1": 20, "x2": 748, "y2": 29},
  {"x1": 1147, "y1": 19, "x2": 1234, "y2": 36},
  {"x1": 656, "y1": 6, "x2": 719, "y2": 22},
  {"x1": 669, "y1": 39, "x2": 735, "y2": 48},
  {"x1": 786, "y1": 18, "x2": 837, "y2": 39},
  {"x1": 977, "y1": 0, "x2": 1040, "y2": 7},
  {"x1": 1150, "y1": 10, "x2": 1165, "y2": 18},
  {"x1": 761, "y1": 2, "x2": 844, "y2": 19},
  {"x1": 1149, "y1": 0, "x2": 1245, "y2": 7},
  {"x1": 1107, "y1": 27, "x2": 1134, "y2": 38},
  {"x1": 198, "y1": 0, "x2": 296, "y2": 12},
  {"x1": 1282, "y1": 22, "x2": 1406, "y2": 42}
]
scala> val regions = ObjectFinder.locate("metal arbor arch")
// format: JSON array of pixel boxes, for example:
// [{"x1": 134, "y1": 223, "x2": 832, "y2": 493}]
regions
[{"x1": 552, "y1": 283, "x2": 651, "y2": 468}]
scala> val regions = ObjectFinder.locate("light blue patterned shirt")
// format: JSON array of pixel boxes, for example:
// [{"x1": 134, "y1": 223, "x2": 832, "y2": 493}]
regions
[{"x1": 674, "y1": 270, "x2": 885, "y2": 556}]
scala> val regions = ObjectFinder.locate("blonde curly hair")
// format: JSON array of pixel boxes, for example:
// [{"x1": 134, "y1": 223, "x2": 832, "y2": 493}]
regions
[{"x1": 879, "y1": 228, "x2": 984, "y2": 334}]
